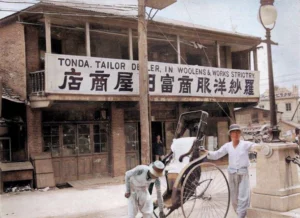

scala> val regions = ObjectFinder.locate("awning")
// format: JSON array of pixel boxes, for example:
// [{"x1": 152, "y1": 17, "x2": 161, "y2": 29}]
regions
[{"x1": 2, "y1": 85, "x2": 24, "y2": 103}]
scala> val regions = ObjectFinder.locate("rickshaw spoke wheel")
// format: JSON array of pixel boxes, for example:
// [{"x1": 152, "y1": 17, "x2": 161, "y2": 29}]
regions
[{"x1": 181, "y1": 163, "x2": 230, "y2": 218}]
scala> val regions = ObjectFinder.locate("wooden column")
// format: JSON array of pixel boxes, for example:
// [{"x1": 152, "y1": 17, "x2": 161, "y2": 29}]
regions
[
  {"x1": 128, "y1": 28, "x2": 133, "y2": 60},
  {"x1": 138, "y1": 0, "x2": 150, "y2": 165},
  {"x1": 225, "y1": 46, "x2": 232, "y2": 68},
  {"x1": 228, "y1": 103, "x2": 236, "y2": 124},
  {"x1": 177, "y1": 35, "x2": 181, "y2": 64},
  {"x1": 45, "y1": 16, "x2": 51, "y2": 53},
  {"x1": 253, "y1": 48, "x2": 258, "y2": 71},
  {"x1": 85, "y1": 22, "x2": 91, "y2": 56},
  {"x1": 215, "y1": 41, "x2": 221, "y2": 67}
]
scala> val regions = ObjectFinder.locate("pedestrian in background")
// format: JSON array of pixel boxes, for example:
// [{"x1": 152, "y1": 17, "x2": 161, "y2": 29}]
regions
[
  {"x1": 153, "y1": 134, "x2": 164, "y2": 161},
  {"x1": 206, "y1": 124, "x2": 256, "y2": 218}
]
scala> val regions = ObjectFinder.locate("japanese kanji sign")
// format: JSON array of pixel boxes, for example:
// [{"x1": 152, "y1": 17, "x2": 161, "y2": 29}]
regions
[{"x1": 45, "y1": 54, "x2": 260, "y2": 97}]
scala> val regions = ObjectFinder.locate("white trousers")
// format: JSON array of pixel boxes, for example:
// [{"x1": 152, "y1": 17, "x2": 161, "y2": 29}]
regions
[
  {"x1": 128, "y1": 190, "x2": 153, "y2": 218},
  {"x1": 228, "y1": 172, "x2": 250, "y2": 218}
]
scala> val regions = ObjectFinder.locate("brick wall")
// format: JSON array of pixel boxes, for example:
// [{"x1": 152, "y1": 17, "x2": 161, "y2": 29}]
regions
[
  {"x1": 25, "y1": 26, "x2": 40, "y2": 70},
  {"x1": 26, "y1": 106, "x2": 43, "y2": 156},
  {"x1": 111, "y1": 103, "x2": 126, "y2": 177},
  {"x1": 0, "y1": 23, "x2": 26, "y2": 98}
]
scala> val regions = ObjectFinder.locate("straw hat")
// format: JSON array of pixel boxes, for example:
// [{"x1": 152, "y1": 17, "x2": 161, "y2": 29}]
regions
[{"x1": 149, "y1": 161, "x2": 165, "y2": 177}]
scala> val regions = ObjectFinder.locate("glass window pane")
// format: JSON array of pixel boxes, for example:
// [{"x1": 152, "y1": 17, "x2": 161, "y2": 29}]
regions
[
  {"x1": 43, "y1": 126, "x2": 51, "y2": 135},
  {"x1": 51, "y1": 126, "x2": 59, "y2": 135},
  {"x1": 94, "y1": 143, "x2": 101, "y2": 153},
  {"x1": 43, "y1": 136, "x2": 52, "y2": 147},
  {"x1": 93, "y1": 125, "x2": 100, "y2": 134},
  {"x1": 63, "y1": 135, "x2": 75, "y2": 145},
  {"x1": 100, "y1": 134, "x2": 107, "y2": 143},
  {"x1": 94, "y1": 135, "x2": 100, "y2": 144},
  {"x1": 101, "y1": 143, "x2": 107, "y2": 152},
  {"x1": 52, "y1": 136, "x2": 59, "y2": 146},
  {"x1": 63, "y1": 125, "x2": 75, "y2": 134},
  {"x1": 78, "y1": 125, "x2": 90, "y2": 134}
]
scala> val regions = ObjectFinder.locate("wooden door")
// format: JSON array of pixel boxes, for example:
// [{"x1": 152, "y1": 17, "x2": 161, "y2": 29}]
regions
[{"x1": 125, "y1": 123, "x2": 140, "y2": 170}]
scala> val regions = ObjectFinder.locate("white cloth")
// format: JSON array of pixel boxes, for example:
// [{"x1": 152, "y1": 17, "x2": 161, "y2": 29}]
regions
[
  {"x1": 125, "y1": 165, "x2": 163, "y2": 218},
  {"x1": 165, "y1": 137, "x2": 195, "y2": 173},
  {"x1": 207, "y1": 140, "x2": 255, "y2": 173},
  {"x1": 207, "y1": 140, "x2": 254, "y2": 218}
]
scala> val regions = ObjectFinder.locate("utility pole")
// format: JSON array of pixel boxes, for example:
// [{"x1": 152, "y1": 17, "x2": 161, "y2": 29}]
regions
[{"x1": 138, "y1": 0, "x2": 150, "y2": 164}]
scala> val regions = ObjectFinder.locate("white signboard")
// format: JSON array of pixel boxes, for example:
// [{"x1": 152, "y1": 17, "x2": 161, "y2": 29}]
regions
[{"x1": 45, "y1": 54, "x2": 260, "y2": 98}]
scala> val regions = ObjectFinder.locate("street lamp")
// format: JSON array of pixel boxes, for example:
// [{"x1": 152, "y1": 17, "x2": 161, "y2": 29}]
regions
[{"x1": 258, "y1": 0, "x2": 280, "y2": 142}]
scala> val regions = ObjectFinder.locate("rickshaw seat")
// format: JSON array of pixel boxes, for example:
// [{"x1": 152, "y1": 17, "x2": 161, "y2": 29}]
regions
[{"x1": 165, "y1": 137, "x2": 196, "y2": 174}]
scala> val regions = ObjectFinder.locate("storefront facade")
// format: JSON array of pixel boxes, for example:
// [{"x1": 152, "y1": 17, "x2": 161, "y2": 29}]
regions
[{"x1": 0, "y1": 2, "x2": 261, "y2": 184}]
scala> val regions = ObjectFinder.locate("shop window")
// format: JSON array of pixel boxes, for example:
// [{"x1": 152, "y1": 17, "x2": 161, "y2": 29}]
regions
[
  {"x1": 94, "y1": 123, "x2": 109, "y2": 153},
  {"x1": 251, "y1": 112, "x2": 259, "y2": 123},
  {"x1": 62, "y1": 124, "x2": 76, "y2": 156},
  {"x1": 43, "y1": 125, "x2": 60, "y2": 157},
  {"x1": 78, "y1": 124, "x2": 91, "y2": 154},
  {"x1": 286, "y1": 103, "x2": 292, "y2": 111}
]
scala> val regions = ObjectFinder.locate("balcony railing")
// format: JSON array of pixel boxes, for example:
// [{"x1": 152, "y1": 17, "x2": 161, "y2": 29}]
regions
[{"x1": 29, "y1": 70, "x2": 45, "y2": 95}]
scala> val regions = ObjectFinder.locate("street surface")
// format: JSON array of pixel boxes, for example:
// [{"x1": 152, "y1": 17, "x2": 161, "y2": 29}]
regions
[{"x1": 0, "y1": 164, "x2": 257, "y2": 218}]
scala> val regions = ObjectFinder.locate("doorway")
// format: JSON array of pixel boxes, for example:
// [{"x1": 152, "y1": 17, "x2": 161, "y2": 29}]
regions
[{"x1": 151, "y1": 122, "x2": 165, "y2": 162}]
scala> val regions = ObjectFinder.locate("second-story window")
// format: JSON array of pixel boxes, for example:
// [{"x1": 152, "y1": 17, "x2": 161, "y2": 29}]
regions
[{"x1": 286, "y1": 103, "x2": 292, "y2": 111}]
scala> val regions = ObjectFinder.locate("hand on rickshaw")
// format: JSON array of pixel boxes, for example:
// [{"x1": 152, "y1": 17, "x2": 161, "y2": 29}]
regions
[{"x1": 124, "y1": 192, "x2": 130, "y2": 198}]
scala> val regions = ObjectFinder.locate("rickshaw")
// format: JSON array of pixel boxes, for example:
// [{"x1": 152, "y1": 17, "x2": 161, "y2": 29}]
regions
[{"x1": 152, "y1": 110, "x2": 230, "y2": 218}]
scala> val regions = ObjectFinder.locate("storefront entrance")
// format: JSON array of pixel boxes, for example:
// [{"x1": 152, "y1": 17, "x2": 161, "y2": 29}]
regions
[{"x1": 151, "y1": 122, "x2": 164, "y2": 161}]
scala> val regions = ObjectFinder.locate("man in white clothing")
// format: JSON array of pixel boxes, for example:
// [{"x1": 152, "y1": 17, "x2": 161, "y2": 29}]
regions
[
  {"x1": 125, "y1": 160, "x2": 165, "y2": 218},
  {"x1": 206, "y1": 124, "x2": 256, "y2": 218}
]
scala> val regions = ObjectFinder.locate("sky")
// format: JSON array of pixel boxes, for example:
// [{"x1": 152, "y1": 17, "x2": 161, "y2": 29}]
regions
[{"x1": 0, "y1": 0, "x2": 299, "y2": 94}]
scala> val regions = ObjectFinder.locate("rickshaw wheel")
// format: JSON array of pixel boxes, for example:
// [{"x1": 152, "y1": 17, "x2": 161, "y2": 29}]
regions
[{"x1": 180, "y1": 162, "x2": 230, "y2": 218}]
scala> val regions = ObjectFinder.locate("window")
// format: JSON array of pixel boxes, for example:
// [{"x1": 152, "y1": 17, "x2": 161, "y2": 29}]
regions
[
  {"x1": 0, "y1": 138, "x2": 11, "y2": 162},
  {"x1": 286, "y1": 103, "x2": 292, "y2": 111},
  {"x1": 43, "y1": 125, "x2": 60, "y2": 157},
  {"x1": 263, "y1": 111, "x2": 269, "y2": 118},
  {"x1": 94, "y1": 123, "x2": 109, "y2": 153},
  {"x1": 259, "y1": 105, "x2": 264, "y2": 109},
  {"x1": 251, "y1": 112, "x2": 259, "y2": 123}
]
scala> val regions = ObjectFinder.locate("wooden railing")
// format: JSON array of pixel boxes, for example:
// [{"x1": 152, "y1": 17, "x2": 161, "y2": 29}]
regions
[{"x1": 29, "y1": 70, "x2": 45, "y2": 95}]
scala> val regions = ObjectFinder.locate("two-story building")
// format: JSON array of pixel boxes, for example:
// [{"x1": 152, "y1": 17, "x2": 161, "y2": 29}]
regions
[
  {"x1": 259, "y1": 85, "x2": 300, "y2": 122},
  {"x1": 0, "y1": 1, "x2": 261, "y2": 186}
]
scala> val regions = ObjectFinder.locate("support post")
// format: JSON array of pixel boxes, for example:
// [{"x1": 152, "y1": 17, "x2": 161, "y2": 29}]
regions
[
  {"x1": 45, "y1": 16, "x2": 51, "y2": 54},
  {"x1": 177, "y1": 35, "x2": 181, "y2": 64},
  {"x1": 85, "y1": 22, "x2": 91, "y2": 56},
  {"x1": 138, "y1": 0, "x2": 150, "y2": 164},
  {"x1": 215, "y1": 41, "x2": 221, "y2": 67},
  {"x1": 253, "y1": 48, "x2": 258, "y2": 71},
  {"x1": 128, "y1": 28, "x2": 133, "y2": 60}
]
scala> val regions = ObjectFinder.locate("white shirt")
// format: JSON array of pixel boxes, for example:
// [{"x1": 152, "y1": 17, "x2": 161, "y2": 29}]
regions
[{"x1": 207, "y1": 140, "x2": 255, "y2": 174}]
